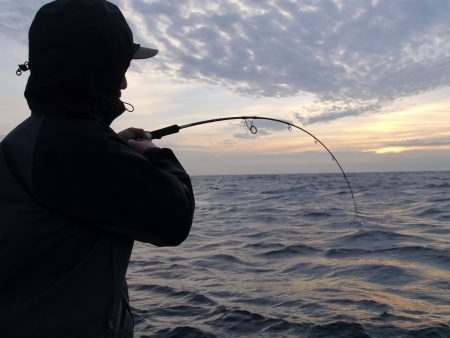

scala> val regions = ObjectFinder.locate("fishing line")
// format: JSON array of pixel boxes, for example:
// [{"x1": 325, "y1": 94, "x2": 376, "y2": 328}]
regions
[{"x1": 148, "y1": 116, "x2": 358, "y2": 214}]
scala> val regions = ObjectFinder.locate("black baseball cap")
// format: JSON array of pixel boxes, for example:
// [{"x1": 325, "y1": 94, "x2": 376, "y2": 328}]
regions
[
  {"x1": 28, "y1": 0, "x2": 158, "y2": 69},
  {"x1": 133, "y1": 43, "x2": 158, "y2": 59}
]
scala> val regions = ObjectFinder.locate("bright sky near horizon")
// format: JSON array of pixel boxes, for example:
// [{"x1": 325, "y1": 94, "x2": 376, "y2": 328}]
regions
[{"x1": 1, "y1": 0, "x2": 449, "y2": 175}]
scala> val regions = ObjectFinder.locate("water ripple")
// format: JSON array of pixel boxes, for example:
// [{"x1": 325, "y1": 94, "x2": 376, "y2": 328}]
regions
[{"x1": 128, "y1": 171, "x2": 450, "y2": 337}]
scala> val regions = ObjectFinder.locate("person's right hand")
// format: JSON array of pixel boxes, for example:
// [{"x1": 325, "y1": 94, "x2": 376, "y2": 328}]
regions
[
  {"x1": 118, "y1": 127, "x2": 148, "y2": 142},
  {"x1": 128, "y1": 139, "x2": 159, "y2": 154}
]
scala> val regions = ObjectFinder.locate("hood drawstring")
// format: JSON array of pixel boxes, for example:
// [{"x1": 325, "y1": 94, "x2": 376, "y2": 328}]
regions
[
  {"x1": 122, "y1": 101, "x2": 134, "y2": 112},
  {"x1": 16, "y1": 62, "x2": 30, "y2": 76}
]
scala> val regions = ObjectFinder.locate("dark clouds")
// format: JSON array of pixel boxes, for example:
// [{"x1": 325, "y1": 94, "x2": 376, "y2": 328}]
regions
[
  {"x1": 295, "y1": 99, "x2": 386, "y2": 124},
  {"x1": 123, "y1": 0, "x2": 450, "y2": 123},
  {"x1": 3, "y1": 0, "x2": 450, "y2": 123}
]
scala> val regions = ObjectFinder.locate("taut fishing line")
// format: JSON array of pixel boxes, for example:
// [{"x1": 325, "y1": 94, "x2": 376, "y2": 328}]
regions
[{"x1": 147, "y1": 116, "x2": 358, "y2": 214}]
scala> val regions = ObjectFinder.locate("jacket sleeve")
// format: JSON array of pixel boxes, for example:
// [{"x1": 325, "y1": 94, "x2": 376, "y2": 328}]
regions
[{"x1": 32, "y1": 127, "x2": 195, "y2": 247}]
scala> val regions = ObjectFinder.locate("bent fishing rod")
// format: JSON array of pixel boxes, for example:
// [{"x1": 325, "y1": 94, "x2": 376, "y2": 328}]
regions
[{"x1": 147, "y1": 116, "x2": 358, "y2": 214}]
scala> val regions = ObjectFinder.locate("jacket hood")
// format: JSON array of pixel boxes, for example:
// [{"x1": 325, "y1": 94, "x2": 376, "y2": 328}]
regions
[{"x1": 25, "y1": 0, "x2": 135, "y2": 125}]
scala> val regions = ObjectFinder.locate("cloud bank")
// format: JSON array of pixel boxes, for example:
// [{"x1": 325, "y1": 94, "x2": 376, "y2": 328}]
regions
[
  {"x1": 3, "y1": 0, "x2": 450, "y2": 123},
  {"x1": 122, "y1": 0, "x2": 450, "y2": 123}
]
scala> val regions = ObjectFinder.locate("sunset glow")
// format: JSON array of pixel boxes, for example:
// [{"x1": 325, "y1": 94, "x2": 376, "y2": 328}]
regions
[
  {"x1": 373, "y1": 147, "x2": 409, "y2": 154},
  {"x1": 1, "y1": 0, "x2": 449, "y2": 174}
]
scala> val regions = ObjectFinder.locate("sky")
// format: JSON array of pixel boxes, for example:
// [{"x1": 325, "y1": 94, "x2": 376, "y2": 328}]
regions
[{"x1": 1, "y1": 0, "x2": 449, "y2": 175}]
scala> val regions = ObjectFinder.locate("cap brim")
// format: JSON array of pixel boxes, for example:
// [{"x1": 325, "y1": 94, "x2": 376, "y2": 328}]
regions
[{"x1": 133, "y1": 46, "x2": 158, "y2": 59}]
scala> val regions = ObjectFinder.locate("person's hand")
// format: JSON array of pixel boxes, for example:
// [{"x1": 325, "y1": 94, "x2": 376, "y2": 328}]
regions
[
  {"x1": 118, "y1": 127, "x2": 150, "y2": 142},
  {"x1": 118, "y1": 127, "x2": 157, "y2": 154},
  {"x1": 128, "y1": 139, "x2": 159, "y2": 154}
]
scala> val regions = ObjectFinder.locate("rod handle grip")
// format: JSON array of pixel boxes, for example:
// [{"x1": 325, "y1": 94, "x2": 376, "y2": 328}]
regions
[{"x1": 149, "y1": 124, "x2": 180, "y2": 139}]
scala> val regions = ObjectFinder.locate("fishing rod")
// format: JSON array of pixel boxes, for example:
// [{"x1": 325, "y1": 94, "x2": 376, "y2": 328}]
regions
[{"x1": 148, "y1": 116, "x2": 358, "y2": 214}]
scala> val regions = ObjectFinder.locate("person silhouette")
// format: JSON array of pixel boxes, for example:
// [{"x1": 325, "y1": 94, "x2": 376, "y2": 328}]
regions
[{"x1": 0, "y1": 1, "x2": 194, "y2": 337}]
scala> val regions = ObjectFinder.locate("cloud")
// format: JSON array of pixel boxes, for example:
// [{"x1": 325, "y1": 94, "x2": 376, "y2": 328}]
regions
[
  {"x1": 383, "y1": 137, "x2": 450, "y2": 148},
  {"x1": 232, "y1": 117, "x2": 293, "y2": 138},
  {"x1": 3, "y1": 0, "x2": 450, "y2": 123},
  {"x1": 121, "y1": 0, "x2": 450, "y2": 123},
  {"x1": 294, "y1": 99, "x2": 386, "y2": 124},
  {"x1": 0, "y1": 1, "x2": 43, "y2": 43},
  {"x1": 364, "y1": 136, "x2": 450, "y2": 154},
  {"x1": 233, "y1": 129, "x2": 270, "y2": 139}
]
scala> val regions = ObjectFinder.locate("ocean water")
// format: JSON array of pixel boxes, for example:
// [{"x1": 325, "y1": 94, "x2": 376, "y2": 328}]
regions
[{"x1": 128, "y1": 171, "x2": 450, "y2": 338}]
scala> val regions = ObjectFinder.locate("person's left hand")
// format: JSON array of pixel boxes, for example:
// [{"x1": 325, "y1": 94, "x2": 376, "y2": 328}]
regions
[{"x1": 118, "y1": 127, "x2": 151, "y2": 142}]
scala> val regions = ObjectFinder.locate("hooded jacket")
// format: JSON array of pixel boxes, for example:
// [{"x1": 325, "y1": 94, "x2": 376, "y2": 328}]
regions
[{"x1": 0, "y1": 1, "x2": 194, "y2": 337}]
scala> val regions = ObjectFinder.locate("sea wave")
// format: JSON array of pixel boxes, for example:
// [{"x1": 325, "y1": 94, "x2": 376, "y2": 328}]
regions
[{"x1": 128, "y1": 171, "x2": 450, "y2": 337}]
